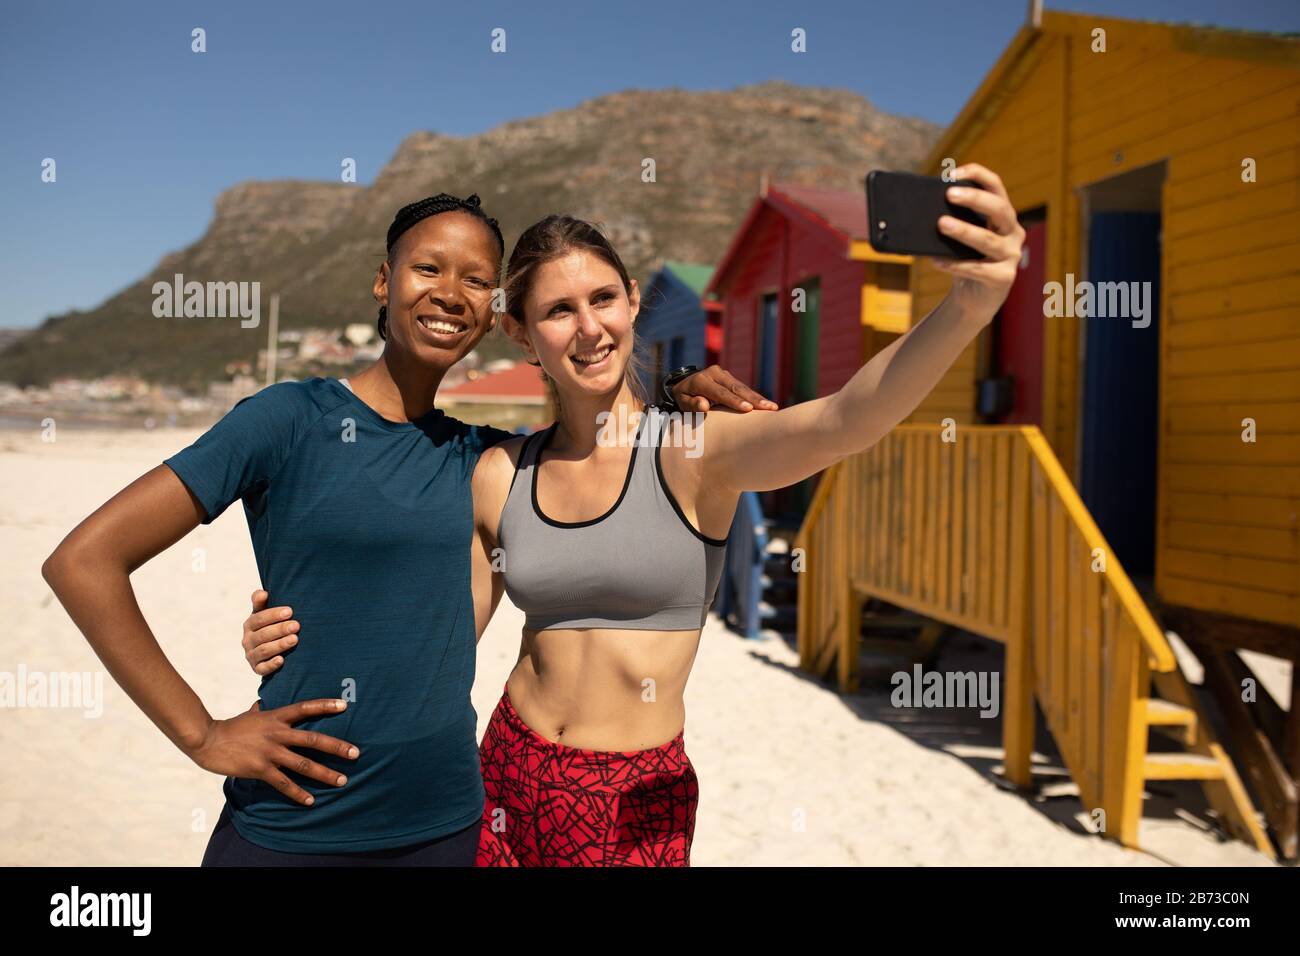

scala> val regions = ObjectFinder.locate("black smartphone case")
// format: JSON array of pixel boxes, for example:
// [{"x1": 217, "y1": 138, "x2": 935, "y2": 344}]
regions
[{"x1": 866, "y1": 170, "x2": 988, "y2": 260}]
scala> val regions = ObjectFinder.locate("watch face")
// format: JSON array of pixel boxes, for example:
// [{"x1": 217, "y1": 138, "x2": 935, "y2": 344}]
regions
[{"x1": 663, "y1": 366, "x2": 697, "y2": 405}]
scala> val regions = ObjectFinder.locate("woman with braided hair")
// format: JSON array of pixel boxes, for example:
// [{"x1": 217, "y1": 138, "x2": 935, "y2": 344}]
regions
[{"x1": 41, "y1": 192, "x2": 768, "y2": 866}]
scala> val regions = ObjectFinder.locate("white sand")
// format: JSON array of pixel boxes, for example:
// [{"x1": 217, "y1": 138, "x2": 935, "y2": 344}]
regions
[{"x1": 0, "y1": 426, "x2": 1281, "y2": 866}]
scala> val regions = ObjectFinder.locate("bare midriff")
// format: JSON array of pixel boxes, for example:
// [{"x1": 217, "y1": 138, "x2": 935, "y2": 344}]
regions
[{"x1": 504, "y1": 625, "x2": 704, "y2": 752}]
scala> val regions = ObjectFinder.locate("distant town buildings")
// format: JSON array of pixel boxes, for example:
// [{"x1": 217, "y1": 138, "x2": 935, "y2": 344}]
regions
[
  {"x1": 0, "y1": 325, "x2": 522, "y2": 428},
  {"x1": 255, "y1": 326, "x2": 383, "y2": 375}
]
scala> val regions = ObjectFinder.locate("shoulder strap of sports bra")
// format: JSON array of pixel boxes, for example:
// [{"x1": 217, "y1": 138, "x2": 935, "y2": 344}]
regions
[
  {"x1": 507, "y1": 424, "x2": 554, "y2": 497},
  {"x1": 654, "y1": 405, "x2": 671, "y2": 443},
  {"x1": 628, "y1": 405, "x2": 668, "y2": 488},
  {"x1": 642, "y1": 405, "x2": 671, "y2": 450}
]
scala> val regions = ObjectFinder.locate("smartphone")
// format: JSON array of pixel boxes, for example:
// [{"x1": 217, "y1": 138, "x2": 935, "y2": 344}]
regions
[{"x1": 865, "y1": 170, "x2": 988, "y2": 260}]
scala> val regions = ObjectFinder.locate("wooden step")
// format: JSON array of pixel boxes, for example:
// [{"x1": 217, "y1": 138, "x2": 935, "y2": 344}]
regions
[
  {"x1": 1148, "y1": 660, "x2": 1278, "y2": 860},
  {"x1": 1143, "y1": 752, "x2": 1225, "y2": 781},
  {"x1": 761, "y1": 560, "x2": 799, "y2": 581},
  {"x1": 764, "y1": 541, "x2": 790, "y2": 558},
  {"x1": 763, "y1": 573, "x2": 798, "y2": 598},
  {"x1": 758, "y1": 601, "x2": 798, "y2": 629},
  {"x1": 763, "y1": 554, "x2": 795, "y2": 575},
  {"x1": 1144, "y1": 699, "x2": 1198, "y2": 740},
  {"x1": 763, "y1": 522, "x2": 800, "y2": 543},
  {"x1": 763, "y1": 528, "x2": 798, "y2": 554}
]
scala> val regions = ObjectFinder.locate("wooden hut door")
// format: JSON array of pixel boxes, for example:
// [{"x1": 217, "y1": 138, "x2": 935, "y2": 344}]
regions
[
  {"x1": 1079, "y1": 211, "x2": 1161, "y2": 578},
  {"x1": 790, "y1": 279, "x2": 822, "y2": 512},
  {"x1": 795, "y1": 279, "x2": 821, "y2": 403},
  {"x1": 756, "y1": 292, "x2": 779, "y2": 400},
  {"x1": 991, "y1": 219, "x2": 1046, "y2": 423}
]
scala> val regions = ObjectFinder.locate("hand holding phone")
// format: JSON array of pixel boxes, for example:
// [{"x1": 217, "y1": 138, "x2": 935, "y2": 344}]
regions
[
  {"x1": 866, "y1": 163, "x2": 1027, "y2": 327},
  {"x1": 866, "y1": 170, "x2": 989, "y2": 260}
]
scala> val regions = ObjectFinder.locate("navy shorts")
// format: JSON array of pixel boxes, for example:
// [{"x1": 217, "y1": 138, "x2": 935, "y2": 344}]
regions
[{"x1": 201, "y1": 802, "x2": 480, "y2": 867}]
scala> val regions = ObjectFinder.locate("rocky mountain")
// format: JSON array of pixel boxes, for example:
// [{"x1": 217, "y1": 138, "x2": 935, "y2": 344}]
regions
[{"x1": 0, "y1": 82, "x2": 941, "y2": 389}]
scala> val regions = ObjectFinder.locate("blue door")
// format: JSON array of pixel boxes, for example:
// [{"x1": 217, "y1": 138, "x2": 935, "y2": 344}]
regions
[
  {"x1": 1079, "y1": 211, "x2": 1160, "y2": 577},
  {"x1": 668, "y1": 335, "x2": 685, "y2": 374}
]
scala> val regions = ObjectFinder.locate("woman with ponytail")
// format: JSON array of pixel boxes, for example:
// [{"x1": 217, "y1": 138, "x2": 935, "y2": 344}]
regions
[{"x1": 461, "y1": 163, "x2": 1022, "y2": 866}]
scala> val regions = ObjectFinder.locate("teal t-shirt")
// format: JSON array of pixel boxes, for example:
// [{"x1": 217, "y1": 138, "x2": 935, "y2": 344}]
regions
[{"x1": 164, "y1": 376, "x2": 511, "y2": 853}]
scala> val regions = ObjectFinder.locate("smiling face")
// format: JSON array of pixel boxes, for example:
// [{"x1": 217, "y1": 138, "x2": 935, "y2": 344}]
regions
[
  {"x1": 506, "y1": 248, "x2": 640, "y2": 401},
  {"x1": 372, "y1": 211, "x2": 501, "y2": 373}
]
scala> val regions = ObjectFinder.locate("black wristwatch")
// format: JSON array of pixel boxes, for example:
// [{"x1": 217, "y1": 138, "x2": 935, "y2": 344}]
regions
[{"x1": 660, "y1": 365, "x2": 701, "y2": 410}]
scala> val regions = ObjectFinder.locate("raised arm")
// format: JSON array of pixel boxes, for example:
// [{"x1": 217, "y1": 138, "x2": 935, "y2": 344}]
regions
[
  {"x1": 702, "y1": 163, "x2": 1024, "y2": 493},
  {"x1": 42, "y1": 464, "x2": 359, "y2": 806}
]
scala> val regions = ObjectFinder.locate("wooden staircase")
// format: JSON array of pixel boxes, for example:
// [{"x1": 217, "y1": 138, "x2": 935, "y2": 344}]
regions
[
  {"x1": 715, "y1": 494, "x2": 802, "y2": 642},
  {"x1": 757, "y1": 523, "x2": 801, "y2": 639},
  {"x1": 1143, "y1": 667, "x2": 1273, "y2": 852},
  {"x1": 794, "y1": 423, "x2": 1277, "y2": 860}
]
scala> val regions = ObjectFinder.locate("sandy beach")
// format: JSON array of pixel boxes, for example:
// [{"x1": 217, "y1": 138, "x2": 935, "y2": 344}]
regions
[{"x1": 0, "y1": 425, "x2": 1283, "y2": 866}]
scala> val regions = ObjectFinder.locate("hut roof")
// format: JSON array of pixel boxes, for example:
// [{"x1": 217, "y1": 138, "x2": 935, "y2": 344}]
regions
[
  {"x1": 921, "y1": 9, "x2": 1300, "y2": 175},
  {"x1": 661, "y1": 261, "x2": 716, "y2": 298},
  {"x1": 440, "y1": 361, "x2": 546, "y2": 404},
  {"x1": 704, "y1": 183, "x2": 865, "y2": 295},
  {"x1": 770, "y1": 183, "x2": 869, "y2": 241}
]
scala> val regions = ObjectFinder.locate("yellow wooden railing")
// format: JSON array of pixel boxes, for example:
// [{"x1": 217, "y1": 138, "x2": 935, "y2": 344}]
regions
[{"x1": 795, "y1": 424, "x2": 1181, "y2": 847}]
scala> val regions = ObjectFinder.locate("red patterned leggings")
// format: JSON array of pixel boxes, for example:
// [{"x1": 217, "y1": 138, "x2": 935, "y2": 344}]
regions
[{"x1": 475, "y1": 683, "x2": 699, "y2": 867}]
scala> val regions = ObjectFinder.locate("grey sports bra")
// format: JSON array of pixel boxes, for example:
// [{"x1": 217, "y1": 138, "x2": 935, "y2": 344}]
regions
[{"x1": 497, "y1": 406, "x2": 729, "y2": 632}]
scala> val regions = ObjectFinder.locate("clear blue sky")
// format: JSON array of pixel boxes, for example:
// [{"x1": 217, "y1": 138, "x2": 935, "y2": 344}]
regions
[{"x1": 1, "y1": 0, "x2": 1296, "y2": 329}]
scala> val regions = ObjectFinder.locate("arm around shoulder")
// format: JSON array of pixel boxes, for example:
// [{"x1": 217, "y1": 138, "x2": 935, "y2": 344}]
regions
[{"x1": 469, "y1": 436, "x2": 527, "y2": 642}]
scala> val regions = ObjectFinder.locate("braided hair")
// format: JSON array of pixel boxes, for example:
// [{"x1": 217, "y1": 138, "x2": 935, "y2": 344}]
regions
[{"x1": 377, "y1": 192, "x2": 505, "y2": 340}]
